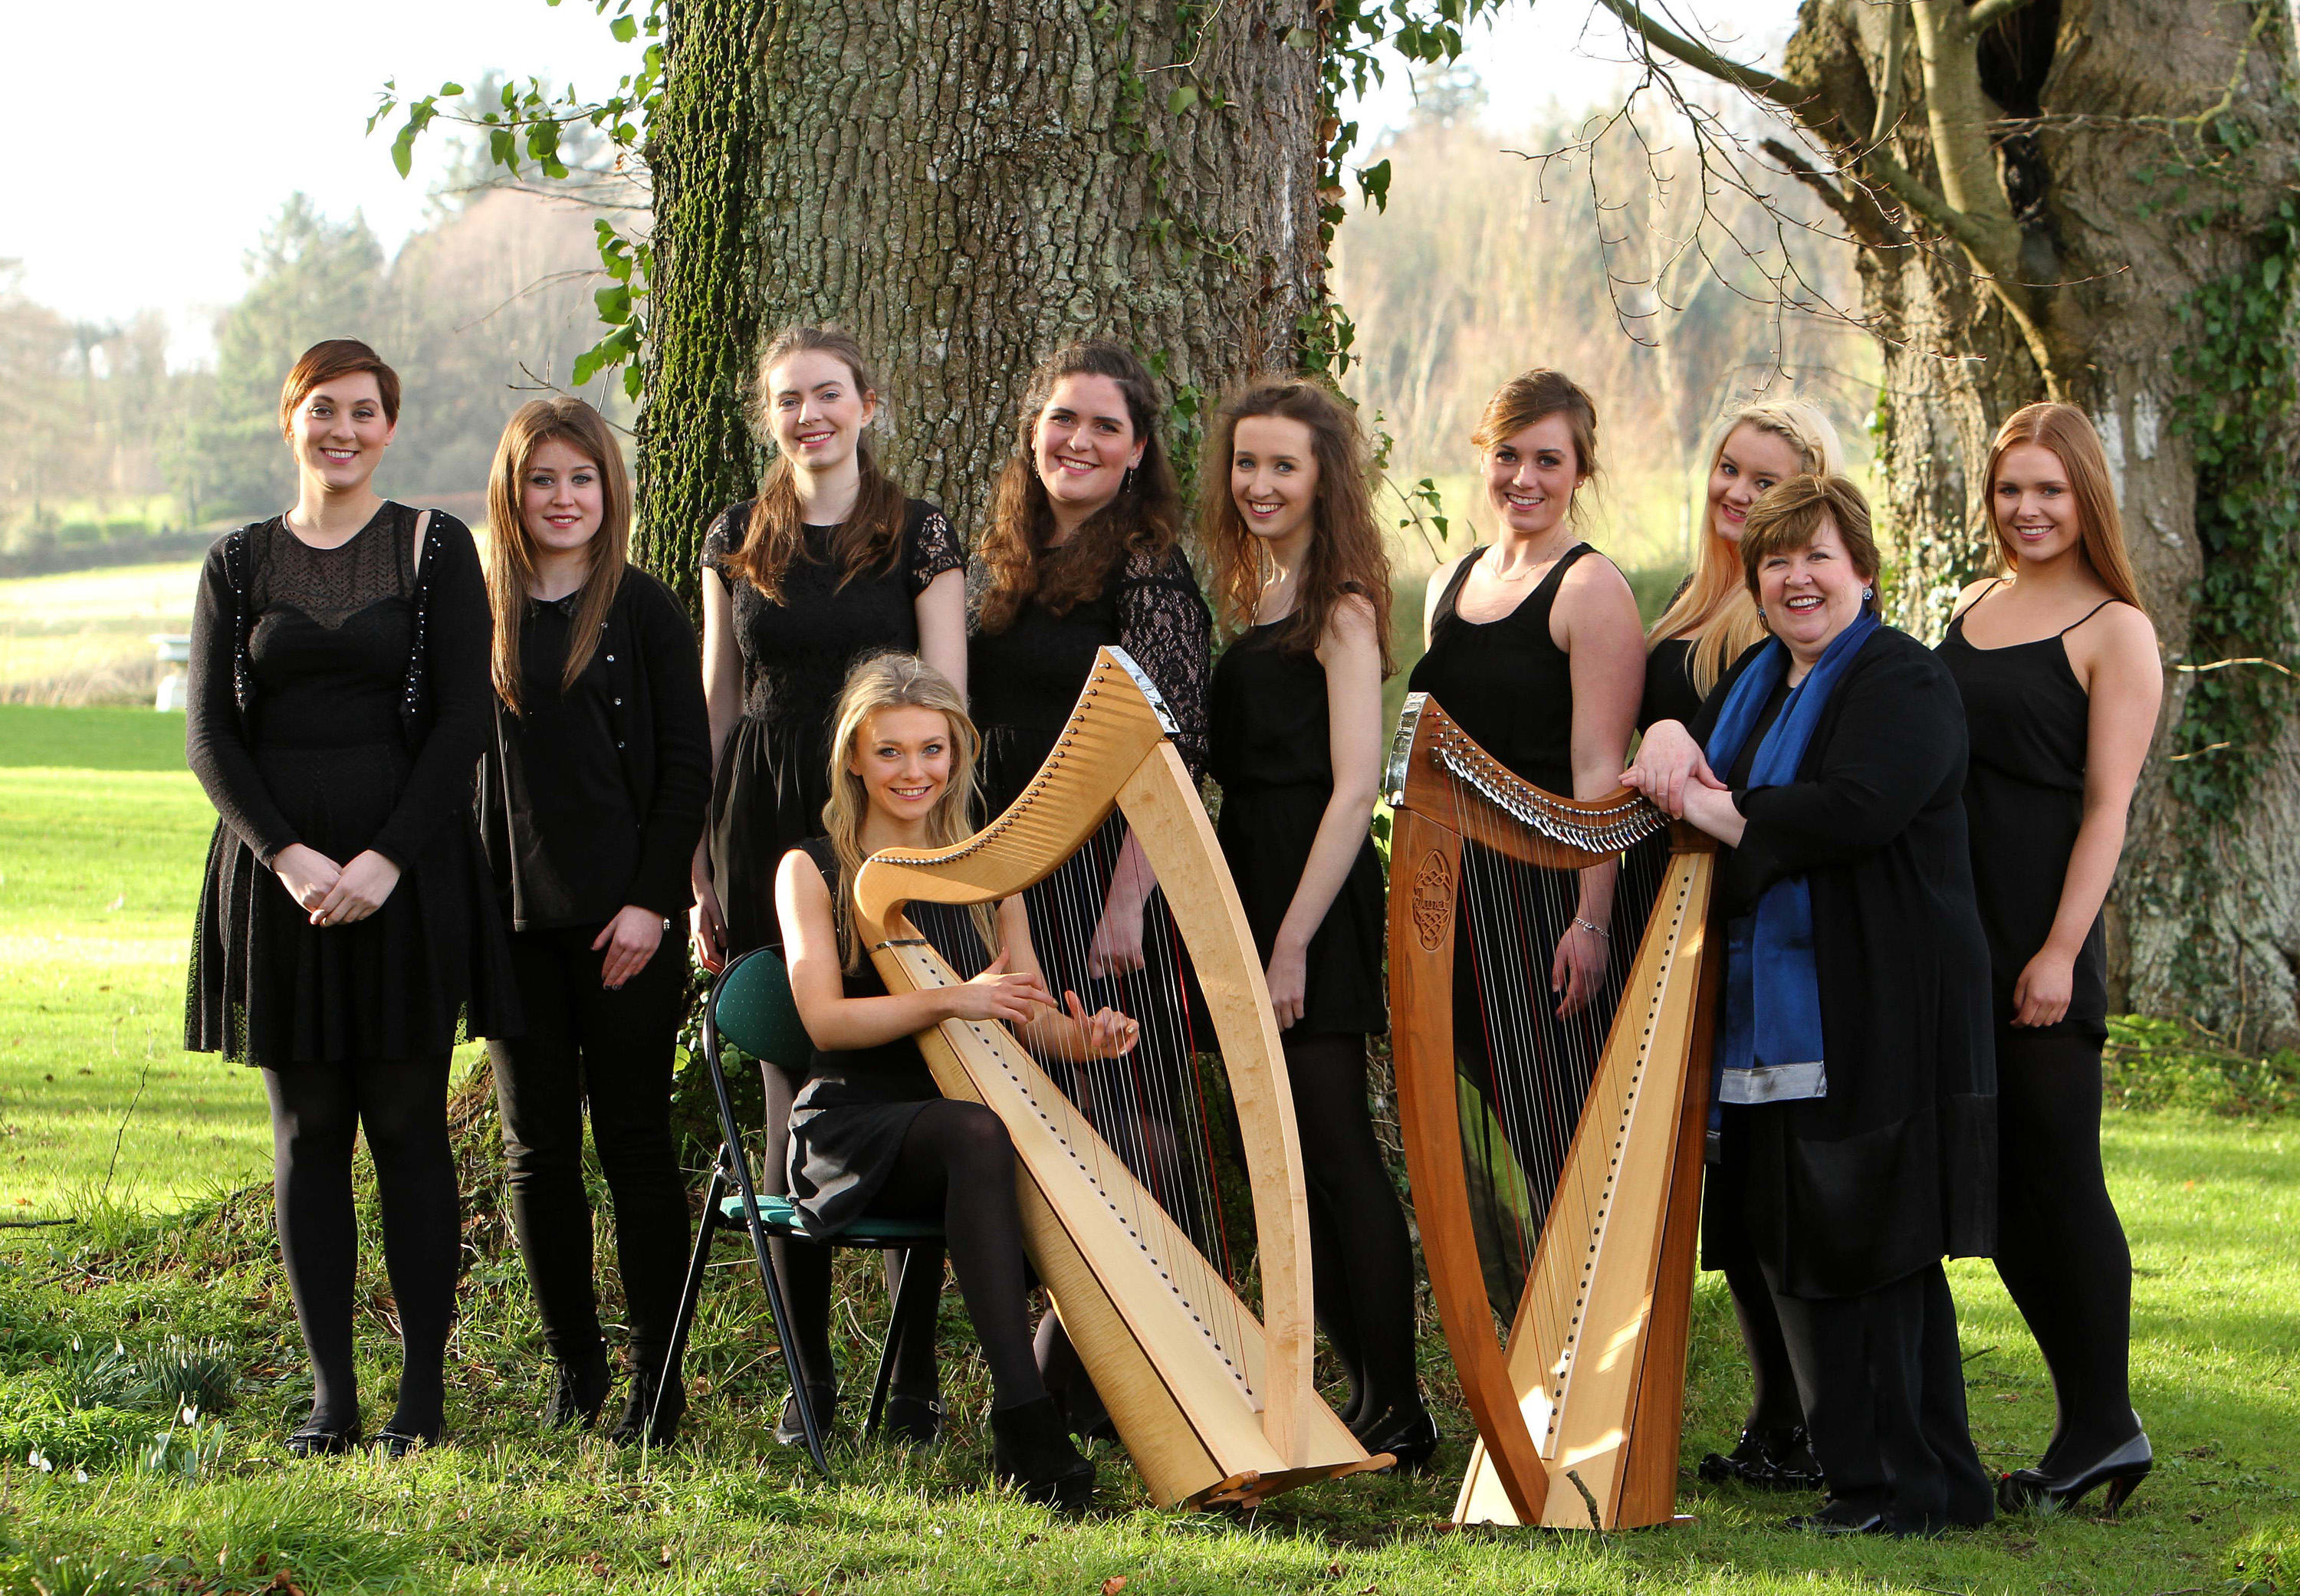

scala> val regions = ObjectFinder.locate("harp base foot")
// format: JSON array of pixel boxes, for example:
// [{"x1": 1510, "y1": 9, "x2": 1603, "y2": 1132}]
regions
[{"x1": 1186, "y1": 1454, "x2": 1397, "y2": 1512}]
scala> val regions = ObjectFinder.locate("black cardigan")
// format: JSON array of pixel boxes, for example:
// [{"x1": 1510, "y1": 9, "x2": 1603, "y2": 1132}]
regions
[
  {"x1": 186, "y1": 507, "x2": 494, "y2": 872},
  {"x1": 1692, "y1": 626, "x2": 1998, "y2": 1299},
  {"x1": 475, "y1": 569, "x2": 711, "y2": 924}
]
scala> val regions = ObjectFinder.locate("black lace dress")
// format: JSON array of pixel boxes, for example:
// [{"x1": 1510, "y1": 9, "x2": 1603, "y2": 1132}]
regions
[
  {"x1": 700, "y1": 500, "x2": 963, "y2": 956},
  {"x1": 185, "y1": 504, "x2": 518, "y2": 1066}
]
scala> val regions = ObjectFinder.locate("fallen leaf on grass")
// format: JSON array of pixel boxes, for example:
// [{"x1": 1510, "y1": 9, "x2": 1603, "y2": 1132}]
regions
[
  {"x1": 1102, "y1": 1579, "x2": 1129, "y2": 1594},
  {"x1": 661, "y1": 1544, "x2": 675, "y2": 1566}
]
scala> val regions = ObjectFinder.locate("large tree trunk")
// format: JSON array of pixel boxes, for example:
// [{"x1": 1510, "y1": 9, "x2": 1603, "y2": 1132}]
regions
[
  {"x1": 636, "y1": 0, "x2": 1326, "y2": 591},
  {"x1": 1788, "y1": 0, "x2": 2300, "y2": 1045}
]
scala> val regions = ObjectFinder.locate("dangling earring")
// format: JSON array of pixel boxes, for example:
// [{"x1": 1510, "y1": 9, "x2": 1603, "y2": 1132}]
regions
[{"x1": 1122, "y1": 465, "x2": 1136, "y2": 496}]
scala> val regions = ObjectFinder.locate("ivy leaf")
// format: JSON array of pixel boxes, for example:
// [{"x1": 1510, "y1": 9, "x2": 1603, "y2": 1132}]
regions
[
  {"x1": 610, "y1": 14, "x2": 637, "y2": 40},
  {"x1": 1284, "y1": 25, "x2": 1318, "y2": 47},
  {"x1": 1168, "y1": 84, "x2": 1198, "y2": 115},
  {"x1": 1358, "y1": 158, "x2": 1392, "y2": 212},
  {"x1": 595, "y1": 284, "x2": 632, "y2": 325},
  {"x1": 2264, "y1": 255, "x2": 2284, "y2": 292}
]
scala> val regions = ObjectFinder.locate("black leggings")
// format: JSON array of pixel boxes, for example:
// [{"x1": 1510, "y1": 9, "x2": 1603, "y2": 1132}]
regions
[
  {"x1": 487, "y1": 924, "x2": 692, "y2": 1368},
  {"x1": 1288, "y1": 1031, "x2": 1421, "y2": 1424},
  {"x1": 1993, "y1": 1026, "x2": 2135, "y2": 1463},
  {"x1": 262, "y1": 1054, "x2": 458, "y2": 1438},
  {"x1": 869, "y1": 1099, "x2": 1043, "y2": 1407}
]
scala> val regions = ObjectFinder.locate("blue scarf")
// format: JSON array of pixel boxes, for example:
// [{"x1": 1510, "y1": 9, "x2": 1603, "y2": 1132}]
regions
[{"x1": 1703, "y1": 612, "x2": 1879, "y2": 1105}]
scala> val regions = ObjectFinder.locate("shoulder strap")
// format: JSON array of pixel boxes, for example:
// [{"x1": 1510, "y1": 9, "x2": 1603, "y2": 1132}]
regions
[
  {"x1": 1434, "y1": 548, "x2": 1484, "y2": 618},
  {"x1": 1951, "y1": 577, "x2": 2007, "y2": 626},
  {"x1": 2059, "y1": 598, "x2": 2119, "y2": 635}
]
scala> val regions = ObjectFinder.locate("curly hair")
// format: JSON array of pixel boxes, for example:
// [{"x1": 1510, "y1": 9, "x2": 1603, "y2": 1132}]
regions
[
  {"x1": 972, "y1": 340, "x2": 1184, "y2": 634},
  {"x1": 1199, "y1": 377, "x2": 1395, "y2": 676}
]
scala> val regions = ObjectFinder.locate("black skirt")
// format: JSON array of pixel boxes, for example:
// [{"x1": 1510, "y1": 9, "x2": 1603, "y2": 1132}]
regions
[
  {"x1": 707, "y1": 712, "x2": 830, "y2": 957},
  {"x1": 1216, "y1": 783, "x2": 1386, "y2": 1036},
  {"x1": 188, "y1": 739, "x2": 519, "y2": 1066}
]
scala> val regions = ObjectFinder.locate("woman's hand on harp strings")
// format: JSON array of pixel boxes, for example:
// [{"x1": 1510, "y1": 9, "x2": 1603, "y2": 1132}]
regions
[
  {"x1": 948, "y1": 951, "x2": 1057, "y2": 1026},
  {"x1": 1086, "y1": 830, "x2": 1157, "y2": 977},
  {"x1": 1622, "y1": 718, "x2": 1726, "y2": 819},
  {"x1": 1551, "y1": 918, "x2": 1609, "y2": 1018},
  {"x1": 1061, "y1": 990, "x2": 1141, "y2": 1059}
]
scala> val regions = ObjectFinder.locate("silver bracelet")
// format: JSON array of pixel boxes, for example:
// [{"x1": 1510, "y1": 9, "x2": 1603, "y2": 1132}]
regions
[{"x1": 1574, "y1": 917, "x2": 1610, "y2": 940}]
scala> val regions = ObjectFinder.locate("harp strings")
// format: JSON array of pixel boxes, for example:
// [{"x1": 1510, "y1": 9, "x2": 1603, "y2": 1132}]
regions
[{"x1": 1449, "y1": 768, "x2": 1667, "y2": 1335}]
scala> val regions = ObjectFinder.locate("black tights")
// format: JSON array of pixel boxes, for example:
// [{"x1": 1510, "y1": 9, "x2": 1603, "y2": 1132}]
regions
[
  {"x1": 761, "y1": 1066, "x2": 944, "y2": 1400},
  {"x1": 262, "y1": 1055, "x2": 458, "y2": 1439},
  {"x1": 1707, "y1": 1114, "x2": 1807, "y2": 1437},
  {"x1": 1994, "y1": 1026, "x2": 2135, "y2": 1466},
  {"x1": 1287, "y1": 1032, "x2": 1421, "y2": 1426},
  {"x1": 871, "y1": 1100, "x2": 1044, "y2": 1407}
]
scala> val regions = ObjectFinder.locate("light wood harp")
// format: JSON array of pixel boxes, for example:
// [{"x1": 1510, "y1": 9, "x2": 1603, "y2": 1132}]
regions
[
  {"x1": 853, "y1": 647, "x2": 1382, "y2": 1509},
  {"x1": 1385, "y1": 691, "x2": 1717, "y2": 1529}
]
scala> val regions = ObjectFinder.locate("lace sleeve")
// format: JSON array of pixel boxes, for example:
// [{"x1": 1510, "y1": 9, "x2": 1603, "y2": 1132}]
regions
[
  {"x1": 905, "y1": 502, "x2": 964, "y2": 595},
  {"x1": 699, "y1": 504, "x2": 744, "y2": 580},
  {"x1": 1116, "y1": 547, "x2": 1212, "y2": 783}
]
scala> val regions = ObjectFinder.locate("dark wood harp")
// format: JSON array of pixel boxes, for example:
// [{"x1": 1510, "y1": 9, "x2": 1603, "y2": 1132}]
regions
[
  {"x1": 853, "y1": 647, "x2": 1382, "y2": 1509},
  {"x1": 1385, "y1": 691, "x2": 1717, "y2": 1529}
]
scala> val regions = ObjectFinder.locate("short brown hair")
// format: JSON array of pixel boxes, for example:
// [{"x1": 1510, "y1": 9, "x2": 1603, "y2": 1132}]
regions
[
  {"x1": 279, "y1": 338, "x2": 400, "y2": 435},
  {"x1": 1740, "y1": 475, "x2": 1882, "y2": 612},
  {"x1": 1470, "y1": 369, "x2": 1599, "y2": 481}
]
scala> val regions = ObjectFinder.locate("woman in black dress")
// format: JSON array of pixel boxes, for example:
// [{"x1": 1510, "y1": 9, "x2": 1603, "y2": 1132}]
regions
[
  {"x1": 186, "y1": 339, "x2": 518, "y2": 1456},
  {"x1": 776, "y1": 652, "x2": 1138, "y2": 1508},
  {"x1": 1940, "y1": 402, "x2": 2161, "y2": 1514},
  {"x1": 1405, "y1": 369, "x2": 1647, "y2": 1311},
  {"x1": 1628, "y1": 475, "x2": 1997, "y2": 1536},
  {"x1": 691, "y1": 325, "x2": 965, "y2": 1443},
  {"x1": 1201, "y1": 378, "x2": 1433, "y2": 1466},
  {"x1": 1641, "y1": 399, "x2": 1841, "y2": 1493},
  {"x1": 475, "y1": 398, "x2": 711, "y2": 1444},
  {"x1": 968, "y1": 340, "x2": 1214, "y2": 1431}
]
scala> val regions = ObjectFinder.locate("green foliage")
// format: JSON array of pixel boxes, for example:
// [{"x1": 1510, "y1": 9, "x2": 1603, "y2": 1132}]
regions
[
  {"x1": 2167, "y1": 195, "x2": 2300, "y2": 823},
  {"x1": 2104, "y1": 1013, "x2": 2300, "y2": 1116}
]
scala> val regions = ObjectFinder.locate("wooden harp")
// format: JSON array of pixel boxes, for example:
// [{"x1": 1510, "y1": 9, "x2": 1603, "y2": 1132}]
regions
[
  {"x1": 853, "y1": 646, "x2": 1382, "y2": 1509},
  {"x1": 1385, "y1": 691, "x2": 1717, "y2": 1529}
]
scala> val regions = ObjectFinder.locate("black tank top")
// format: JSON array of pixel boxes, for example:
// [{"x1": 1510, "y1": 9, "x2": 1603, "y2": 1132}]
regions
[
  {"x1": 1406, "y1": 543, "x2": 1595, "y2": 794},
  {"x1": 1937, "y1": 583, "x2": 2121, "y2": 1035}
]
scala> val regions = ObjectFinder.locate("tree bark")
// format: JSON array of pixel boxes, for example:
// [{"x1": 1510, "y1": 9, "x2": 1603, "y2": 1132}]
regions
[
  {"x1": 1783, "y1": 0, "x2": 2300, "y2": 1043},
  {"x1": 636, "y1": 0, "x2": 1326, "y2": 594}
]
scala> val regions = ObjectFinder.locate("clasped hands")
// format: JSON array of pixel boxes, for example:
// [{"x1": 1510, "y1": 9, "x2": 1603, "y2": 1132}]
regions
[
  {"x1": 948, "y1": 951, "x2": 1141, "y2": 1059},
  {"x1": 273, "y1": 842, "x2": 401, "y2": 928},
  {"x1": 1620, "y1": 720, "x2": 1736, "y2": 832}
]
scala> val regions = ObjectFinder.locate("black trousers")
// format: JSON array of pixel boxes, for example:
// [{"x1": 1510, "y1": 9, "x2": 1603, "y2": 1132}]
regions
[
  {"x1": 487, "y1": 923, "x2": 692, "y2": 1364},
  {"x1": 1767, "y1": 1261, "x2": 1996, "y2": 1533}
]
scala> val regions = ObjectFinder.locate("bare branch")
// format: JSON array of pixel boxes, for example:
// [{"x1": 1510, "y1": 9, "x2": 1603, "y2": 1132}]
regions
[
  {"x1": 1966, "y1": 0, "x2": 2048, "y2": 34},
  {"x1": 1588, "y1": 0, "x2": 1813, "y2": 111},
  {"x1": 1870, "y1": 3, "x2": 1907, "y2": 146}
]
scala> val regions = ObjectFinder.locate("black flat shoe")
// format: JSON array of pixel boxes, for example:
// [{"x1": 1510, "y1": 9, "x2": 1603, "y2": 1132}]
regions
[
  {"x1": 373, "y1": 1427, "x2": 436, "y2": 1459},
  {"x1": 881, "y1": 1393, "x2": 944, "y2": 1452},
  {"x1": 1700, "y1": 1426, "x2": 1825, "y2": 1492},
  {"x1": 774, "y1": 1383, "x2": 838, "y2": 1447},
  {"x1": 1999, "y1": 1424, "x2": 2152, "y2": 1516},
  {"x1": 991, "y1": 1395, "x2": 1096, "y2": 1512},
  {"x1": 612, "y1": 1364, "x2": 685, "y2": 1447},
  {"x1": 285, "y1": 1417, "x2": 362, "y2": 1457},
  {"x1": 1353, "y1": 1401, "x2": 1441, "y2": 1474},
  {"x1": 1786, "y1": 1499, "x2": 1888, "y2": 1535},
  {"x1": 542, "y1": 1342, "x2": 613, "y2": 1430}
]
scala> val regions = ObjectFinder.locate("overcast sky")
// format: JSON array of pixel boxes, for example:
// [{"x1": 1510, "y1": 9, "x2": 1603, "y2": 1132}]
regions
[{"x1": 8, "y1": 0, "x2": 1793, "y2": 365}]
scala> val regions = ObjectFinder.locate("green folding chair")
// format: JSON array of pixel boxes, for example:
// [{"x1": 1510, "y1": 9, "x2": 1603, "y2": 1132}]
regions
[{"x1": 652, "y1": 947, "x2": 944, "y2": 1471}]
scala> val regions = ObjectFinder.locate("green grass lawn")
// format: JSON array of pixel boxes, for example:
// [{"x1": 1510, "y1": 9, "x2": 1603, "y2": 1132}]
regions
[{"x1": 0, "y1": 704, "x2": 2293, "y2": 1594}]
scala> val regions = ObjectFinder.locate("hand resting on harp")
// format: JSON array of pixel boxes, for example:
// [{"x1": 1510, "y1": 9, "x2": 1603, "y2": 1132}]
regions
[{"x1": 1622, "y1": 720, "x2": 1747, "y2": 846}]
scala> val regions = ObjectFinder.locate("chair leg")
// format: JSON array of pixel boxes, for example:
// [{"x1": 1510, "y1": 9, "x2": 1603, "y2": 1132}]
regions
[
  {"x1": 865, "y1": 1246, "x2": 941, "y2": 1443},
  {"x1": 745, "y1": 1212, "x2": 831, "y2": 1474},
  {"x1": 653, "y1": 1160, "x2": 728, "y2": 1441}
]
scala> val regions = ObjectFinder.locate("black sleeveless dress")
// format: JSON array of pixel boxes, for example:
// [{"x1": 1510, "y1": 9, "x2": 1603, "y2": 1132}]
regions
[
  {"x1": 1208, "y1": 622, "x2": 1386, "y2": 1038},
  {"x1": 700, "y1": 501, "x2": 963, "y2": 956},
  {"x1": 1405, "y1": 545, "x2": 1640, "y2": 1312},
  {"x1": 783, "y1": 839, "x2": 990, "y2": 1234},
  {"x1": 1938, "y1": 586, "x2": 2117, "y2": 1038}
]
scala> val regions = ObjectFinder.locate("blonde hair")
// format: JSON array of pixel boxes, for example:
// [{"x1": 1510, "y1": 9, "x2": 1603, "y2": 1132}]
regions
[
  {"x1": 482, "y1": 398, "x2": 632, "y2": 713},
  {"x1": 822, "y1": 653, "x2": 996, "y2": 970},
  {"x1": 1983, "y1": 402, "x2": 2147, "y2": 612},
  {"x1": 1648, "y1": 399, "x2": 1845, "y2": 698}
]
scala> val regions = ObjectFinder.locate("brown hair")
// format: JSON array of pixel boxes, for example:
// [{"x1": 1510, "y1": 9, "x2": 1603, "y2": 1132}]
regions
[
  {"x1": 821, "y1": 652, "x2": 995, "y2": 970},
  {"x1": 1739, "y1": 475, "x2": 1883, "y2": 614},
  {"x1": 1648, "y1": 399, "x2": 1846, "y2": 697},
  {"x1": 1200, "y1": 378, "x2": 1396, "y2": 676},
  {"x1": 1983, "y1": 402, "x2": 2147, "y2": 612},
  {"x1": 481, "y1": 398, "x2": 632, "y2": 713},
  {"x1": 724, "y1": 326, "x2": 909, "y2": 599},
  {"x1": 974, "y1": 340, "x2": 1184, "y2": 634},
  {"x1": 1471, "y1": 369, "x2": 1600, "y2": 510},
  {"x1": 279, "y1": 338, "x2": 400, "y2": 435}
]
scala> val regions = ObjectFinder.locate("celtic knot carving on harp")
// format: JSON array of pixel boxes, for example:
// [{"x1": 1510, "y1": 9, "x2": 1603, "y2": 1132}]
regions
[
  {"x1": 853, "y1": 647, "x2": 1383, "y2": 1509},
  {"x1": 1384, "y1": 691, "x2": 1719, "y2": 1529}
]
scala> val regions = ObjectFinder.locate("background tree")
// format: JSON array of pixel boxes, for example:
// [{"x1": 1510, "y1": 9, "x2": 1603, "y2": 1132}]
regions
[{"x1": 1586, "y1": 0, "x2": 2300, "y2": 1042}]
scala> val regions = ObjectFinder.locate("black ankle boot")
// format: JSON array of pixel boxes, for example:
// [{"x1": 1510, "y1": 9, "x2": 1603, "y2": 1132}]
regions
[
  {"x1": 990, "y1": 1396, "x2": 1096, "y2": 1511},
  {"x1": 542, "y1": 1341, "x2": 614, "y2": 1430},
  {"x1": 774, "y1": 1383, "x2": 838, "y2": 1448},
  {"x1": 612, "y1": 1361, "x2": 685, "y2": 1447}
]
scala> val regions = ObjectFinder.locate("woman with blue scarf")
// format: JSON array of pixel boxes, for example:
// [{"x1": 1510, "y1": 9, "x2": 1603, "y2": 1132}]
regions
[{"x1": 1627, "y1": 475, "x2": 1997, "y2": 1537}]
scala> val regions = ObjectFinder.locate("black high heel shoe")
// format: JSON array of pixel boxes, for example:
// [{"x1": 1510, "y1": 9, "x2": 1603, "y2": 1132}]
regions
[
  {"x1": 774, "y1": 1383, "x2": 838, "y2": 1447},
  {"x1": 1999, "y1": 1423, "x2": 2153, "y2": 1516},
  {"x1": 1700, "y1": 1425, "x2": 1825, "y2": 1493},
  {"x1": 991, "y1": 1396, "x2": 1096, "y2": 1511},
  {"x1": 285, "y1": 1416, "x2": 362, "y2": 1458},
  {"x1": 1353, "y1": 1401, "x2": 1441, "y2": 1475}
]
